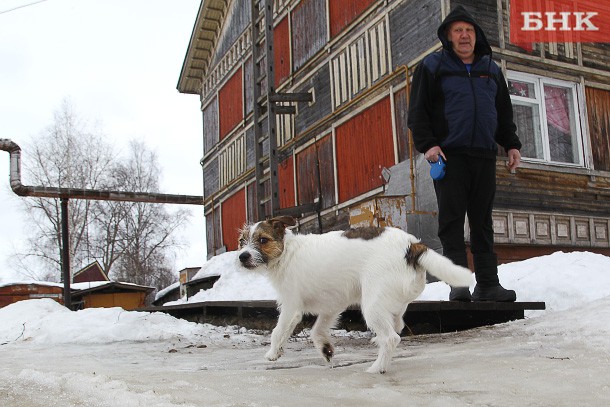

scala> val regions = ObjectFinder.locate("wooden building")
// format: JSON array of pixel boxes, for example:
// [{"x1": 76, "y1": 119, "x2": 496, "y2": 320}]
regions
[
  {"x1": 0, "y1": 281, "x2": 154, "y2": 310},
  {"x1": 153, "y1": 282, "x2": 180, "y2": 306},
  {"x1": 179, "y1": 266, "x2": 204, "y2": 298},
  {"x1": 71, "y1": 282, "x2": 155, "y2": 310},
  {"x1": 0, "y1": 282, "x2": 64, "y2": 308},
  {"x1": 184, "y1": 275, "x2": 221, "y2": 298},
  {"x1": 1, "y1": 261, "x2": 154, "y2": 310},
  {"x1": 73, "y1": 261, "x2": 109, "y2": 283},
  {"x1": 178, "y1": 0, "x2": 610, "y2": 264},
  {"x1": 71, "y1": 262, "x2": 154, "y2": 309},
  {"x1": 153, "y1": 274, "x2": 220, "y2": 306}
]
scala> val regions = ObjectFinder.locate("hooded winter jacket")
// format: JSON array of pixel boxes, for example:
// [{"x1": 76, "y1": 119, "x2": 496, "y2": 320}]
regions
[{"x1": 407, "y1": 5, "x2": 521, "y2": 159}]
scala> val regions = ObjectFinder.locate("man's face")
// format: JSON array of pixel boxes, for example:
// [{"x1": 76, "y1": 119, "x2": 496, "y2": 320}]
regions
[{"x1": 448, "y1": 21, "x2": 476, "y2": 61}]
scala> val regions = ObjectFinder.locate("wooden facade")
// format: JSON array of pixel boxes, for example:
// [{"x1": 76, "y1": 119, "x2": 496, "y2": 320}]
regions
[
  {"x1": 71, "y1": 282, "x2": 155, "y2": 310},
  {"x1": 73, "y1": 261, "x2": 109, "y2": 283},
  {"x1": 74, "y1": 291, "x2": 147, "y2": 310},
  {"x1": 0, "y1": 283, "x2": 64, "y2": 308},
  {"x1": 178, "y1": 0, "x2": 610, "y2": 262},
  {"x1": 0, "y1": 281, "x2": 154, "y2": 310}
]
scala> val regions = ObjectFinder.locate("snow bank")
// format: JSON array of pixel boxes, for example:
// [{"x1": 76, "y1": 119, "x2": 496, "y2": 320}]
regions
[
  {"x1": 166, "y1": 250, "x2": 610, "y2": 314},
  {"x1": 0, "y1": 298, "x2": 259, "y2": 345},
  {"x1": 1, "y1": 251, "x2": 609, "y2": 347}
]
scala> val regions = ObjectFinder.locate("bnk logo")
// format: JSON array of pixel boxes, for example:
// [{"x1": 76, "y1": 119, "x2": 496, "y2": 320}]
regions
[
  {"x1": 510, "y1": 0, "x2": 610, "y2": 46},
  {"x1": 522, "y1": 12, "x2": 598, "y2": 31}
]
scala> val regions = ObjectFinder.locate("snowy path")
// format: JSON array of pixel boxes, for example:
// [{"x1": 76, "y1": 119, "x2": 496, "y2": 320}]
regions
[
  {"x1": 1, "y1": 319, "x2": 608, "y2": 407},
  {"x1": 3, "y1": 252, "x2": 610, "y2": 406}
]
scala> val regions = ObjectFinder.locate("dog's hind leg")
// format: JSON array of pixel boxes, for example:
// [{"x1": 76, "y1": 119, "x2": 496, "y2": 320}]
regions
[
  {"x1": 311, "y1": 312, "x2": 340, "y2": 363},
  {"x1": 361, "y1": 306, "x2": 401, "y2": 374},
  {"x1": 393, "y1": 305, "x2": 408, "y2": 335},
  {"x1": 266, "y1": 308, "x2": 302, "y2": 361}
]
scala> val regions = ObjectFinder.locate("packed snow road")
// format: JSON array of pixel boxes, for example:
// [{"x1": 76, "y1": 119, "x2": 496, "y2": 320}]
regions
[
  {"x1": 1, "y1": 318, "x2": 608, "y2": 407},
  {"x1": 3, "y1": 252, "x2": 610, "y2": 406}
]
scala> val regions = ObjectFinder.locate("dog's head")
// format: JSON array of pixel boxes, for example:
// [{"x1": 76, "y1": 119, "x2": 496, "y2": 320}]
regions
[{"x1": 237, "y1": 216, "x2": 296, "y2": 269}]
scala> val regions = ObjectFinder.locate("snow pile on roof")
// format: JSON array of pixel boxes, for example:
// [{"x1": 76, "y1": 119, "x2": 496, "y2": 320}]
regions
[
  {"x1": 164, "y1": 251, "x2": 277, "y2": 304},
  {"x1": 154, "y1": 281, "x2": 180, "y2": 301}
]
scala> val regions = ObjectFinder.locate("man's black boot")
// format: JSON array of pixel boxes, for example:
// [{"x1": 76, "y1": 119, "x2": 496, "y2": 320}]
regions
[
  {"x1": 445, "y1": 250, "x2": 472, "y2": 302},
  {"x1": 449, "y1": 287, "x2": 472, "y2": 301},
  {"x1": 472, "y1": 253, "x2": 516, "y2": 302}
]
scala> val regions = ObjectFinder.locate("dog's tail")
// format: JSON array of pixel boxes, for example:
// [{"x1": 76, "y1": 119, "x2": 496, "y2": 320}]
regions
[{"x1": 406, "y1": 243, "x2": 473, "y2": 287}]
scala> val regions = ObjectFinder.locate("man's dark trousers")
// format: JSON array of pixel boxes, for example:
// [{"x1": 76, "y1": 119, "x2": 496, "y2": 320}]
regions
[{"x1": 433, "y1": 153, "x2": 496, "y2": 267}]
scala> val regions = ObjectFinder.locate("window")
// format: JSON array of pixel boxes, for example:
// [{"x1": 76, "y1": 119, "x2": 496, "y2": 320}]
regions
[{"x1": 508, "y1": 72, "x2": 584, "y2": 166}]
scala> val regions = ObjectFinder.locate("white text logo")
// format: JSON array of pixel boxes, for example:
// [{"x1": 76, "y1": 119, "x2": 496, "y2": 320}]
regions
[{"x1": 521, "y1": 12, "x2": 599, "y2": 31}]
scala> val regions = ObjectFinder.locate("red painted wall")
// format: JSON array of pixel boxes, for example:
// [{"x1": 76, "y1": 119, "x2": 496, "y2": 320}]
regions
[
  {"x1": 218, "y1": 67, "x2": 243, "y2": 140},
  {"x1": 335, "y1": 97, "x2": 395, "y2": 202},
  {"x1": 73, "y1": 263, "x2": 108, "y2": 283},
  {"x1": 221, "y1": 188, "x2": 246, "y2": 251},
  {"x1": 296, "y1": 135, "x2": 335, "y2": 208},
  {"x1": 274, "y1": 17, "x2": 291, "y2": 88},
  {"x1": 278, "y1": 156, "x2": 295, "y2": 209},
  {"x1": 328, "y1": 0, "x2": 375, "y2": 38}
]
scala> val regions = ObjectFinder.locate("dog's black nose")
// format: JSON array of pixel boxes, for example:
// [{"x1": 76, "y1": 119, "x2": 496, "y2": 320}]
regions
[{"x1": 239, "y1": 252, "x2": 251, "y2": 263}]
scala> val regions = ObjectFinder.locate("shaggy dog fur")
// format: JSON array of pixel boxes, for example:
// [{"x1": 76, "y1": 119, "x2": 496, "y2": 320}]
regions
[{"x1": 236, "y1": 216, "x2": 473, "y2": 374}]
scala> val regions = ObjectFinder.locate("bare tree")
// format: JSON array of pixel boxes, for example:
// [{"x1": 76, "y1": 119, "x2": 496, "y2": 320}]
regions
[
  {"x1": 93, "y1": 141, "x2": 188, "y2": 290},
  {"x1": 16, "y1": 99, "x2": 114, "y2": 280},
  {"x1": 16, "y1": 101, "x2": 189, "y2": 290}
]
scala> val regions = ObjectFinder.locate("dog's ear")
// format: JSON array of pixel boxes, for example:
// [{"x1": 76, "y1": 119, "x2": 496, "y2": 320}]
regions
[
  {"x1": 237, "y1": 223, "x2": 250, "y2": 247},
  {"x1": 268, "y1": 216, "x2": 296, "y2": 231}
]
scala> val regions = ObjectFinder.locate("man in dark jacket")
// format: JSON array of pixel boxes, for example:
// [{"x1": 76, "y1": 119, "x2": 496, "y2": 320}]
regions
[{"x1": 408, "y1": 5, "x2": 521, "y2": 302}]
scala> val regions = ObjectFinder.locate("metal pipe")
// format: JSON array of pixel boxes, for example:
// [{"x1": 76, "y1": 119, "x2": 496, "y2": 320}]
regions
[
  {"x1": 1, "y1": 138, "x2": 204, "y2": 205},
  {"x1": 403, "y1": 64, "x2": 418, "y2": 213},
  {"x1": 2, "y1": 137, "x2": 204, "y2": 310},
  {"x1": 400, "y1": 64, "x2": 437, "y2": 217},
  {"x1": 60, "y1": 198, "x2": 71, "y2": 309}
]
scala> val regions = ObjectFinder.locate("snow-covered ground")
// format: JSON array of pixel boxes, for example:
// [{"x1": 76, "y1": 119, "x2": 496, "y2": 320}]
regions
[{"x1": 1, "y1": 251, "x2": 610, "y2": 406}]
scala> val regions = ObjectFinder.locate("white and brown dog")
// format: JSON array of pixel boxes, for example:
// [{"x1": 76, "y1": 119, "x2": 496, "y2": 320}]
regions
[{"x1": 237, "y1": 216, "x2": 473, "y2": 374}]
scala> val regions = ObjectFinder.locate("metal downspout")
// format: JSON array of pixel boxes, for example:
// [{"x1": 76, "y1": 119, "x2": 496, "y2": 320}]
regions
[
  {"x1": 60, "y1": 198, "x2": 71, "y2": 308},
  {"x1": 1, "y1": 138, "x2": 204, "y2": 205},
  {"x1": 400, "y1": 66, "x2": 437, "y2": 216},
  {"x1": 1, "y1": 138, "x2": 204, "y2": 309},
  {"x1": 402, "y1": 64, "x2": 418, "y2": 214}
]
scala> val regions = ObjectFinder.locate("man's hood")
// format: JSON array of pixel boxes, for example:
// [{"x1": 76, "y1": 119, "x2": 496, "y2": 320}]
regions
[{"x1": 437, "y1": 5, "x2": 492, "y2": 56}]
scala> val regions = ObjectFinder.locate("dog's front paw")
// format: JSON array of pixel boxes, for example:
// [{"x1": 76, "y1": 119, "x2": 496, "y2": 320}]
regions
[
  {"x1": 265, "y1": 348, "x2": 283, "y2": 361},
  {"x1": 366, "y1": 361, "x2": 387, "y2": 374}
]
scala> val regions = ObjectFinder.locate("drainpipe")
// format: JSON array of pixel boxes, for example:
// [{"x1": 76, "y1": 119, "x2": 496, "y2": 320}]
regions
[
  {"x1": 402, "y1": 64, "x2": 418, "y2": 214},
  {"x1": 1, "y1": 138, "x2": 204, "y2": 309},
  {"x1": 400, "y1": 65, "x2": 436, "y2": 216},
  {"x1": 60, "y1": 198, "x2": 71, "y2": 308},
  {"x1": 1, "y1": 138, "x2": 204, "y2": 205}
]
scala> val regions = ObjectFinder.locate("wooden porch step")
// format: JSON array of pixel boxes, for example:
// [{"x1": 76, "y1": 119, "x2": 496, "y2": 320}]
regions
[{"x1": 139, "y1": 300, "x2": 545, "y2": 335}]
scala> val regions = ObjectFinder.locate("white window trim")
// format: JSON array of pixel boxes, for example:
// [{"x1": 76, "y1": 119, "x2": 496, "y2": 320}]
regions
[
  {"x1": 218, "y1": 132, "x2": 247, "y2": 188},
  {"x1": 330, "y1": 18, "x2": 390, "y2": 110},
  {"x1": 507, "y1": 71, "x2": 586, "y2": 168}
]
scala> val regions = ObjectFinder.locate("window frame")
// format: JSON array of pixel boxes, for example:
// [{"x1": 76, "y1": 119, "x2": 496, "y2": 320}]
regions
[{"x1": 507, "y1": 71, "x2": 586, "y2": 167}]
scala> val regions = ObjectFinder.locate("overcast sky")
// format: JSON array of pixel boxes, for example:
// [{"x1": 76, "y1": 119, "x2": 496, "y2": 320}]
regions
[{"x1": 0, "y1": 0, "x2": 205, "y2": 280}]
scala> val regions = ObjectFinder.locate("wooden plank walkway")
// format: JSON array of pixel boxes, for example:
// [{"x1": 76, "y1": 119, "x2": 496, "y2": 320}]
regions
[{"x1": 139, "y1": 300, "x2": 545, "y2": 335}]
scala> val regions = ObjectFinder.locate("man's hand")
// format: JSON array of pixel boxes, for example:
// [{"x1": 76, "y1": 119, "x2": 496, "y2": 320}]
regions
[
  {"x1": 425, "y1": 146, "x2": 446, "y2": 163},
  {"x1": 507, "y1": 149, "x2": 521, "y2": 172}
]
